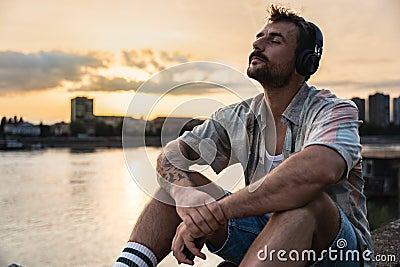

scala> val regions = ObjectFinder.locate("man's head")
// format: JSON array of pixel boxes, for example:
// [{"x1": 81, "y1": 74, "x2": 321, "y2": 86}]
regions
[{"x1": 247, "y1": 4, "x2": 322, "y2": 88}]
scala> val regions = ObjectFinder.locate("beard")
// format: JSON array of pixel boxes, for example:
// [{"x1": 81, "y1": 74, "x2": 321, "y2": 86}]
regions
[{"x1": 247, "y1": 59, "x2": 295, "y2": 89}]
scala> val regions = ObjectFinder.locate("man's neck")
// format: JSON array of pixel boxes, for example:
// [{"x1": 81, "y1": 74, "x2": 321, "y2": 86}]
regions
[{"x1": 263, "y1": 79, "x2": 305, "y2": 122}]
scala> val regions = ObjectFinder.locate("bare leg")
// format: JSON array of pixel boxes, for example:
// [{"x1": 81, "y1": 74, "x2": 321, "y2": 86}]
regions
[
  {"x1": 128, "y1": 189, "x2": 181, "y2": 261},
  {"x1": 240, "y1": 193, "x2": 340, "y2": 267},
  {"x1": 128, "y1": 172, "x2": 228, "y2": 262}
]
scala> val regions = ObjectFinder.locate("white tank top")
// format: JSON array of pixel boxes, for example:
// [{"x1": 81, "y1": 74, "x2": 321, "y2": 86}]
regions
[{"x1": 265, "y1": 151, "x2": 284, "y2": 172}]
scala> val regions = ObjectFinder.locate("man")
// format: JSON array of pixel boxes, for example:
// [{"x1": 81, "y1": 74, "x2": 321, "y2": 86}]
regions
[{"x1": 114, "y1": 4, "x2": 373, "y2": 267}]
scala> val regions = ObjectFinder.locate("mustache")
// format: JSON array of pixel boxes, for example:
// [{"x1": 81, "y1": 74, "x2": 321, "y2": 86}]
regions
[{"x1": 249, "y1": 51, "x2": 268, "y2": 63}]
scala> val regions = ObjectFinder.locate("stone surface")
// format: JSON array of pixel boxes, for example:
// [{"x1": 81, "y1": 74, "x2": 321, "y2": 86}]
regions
[{"x1": 372, "y1": 219, "x2": 400, "y2": 267}]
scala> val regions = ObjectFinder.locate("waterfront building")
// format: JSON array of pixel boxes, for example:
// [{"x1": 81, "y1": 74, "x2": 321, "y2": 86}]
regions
[
  {"x1": 145, "y1": 117, "x2": 204, "y2": 137},
  {"x1": 351, "y1": 97, "x2": 366, "y2": 121},
  {"x1": 96, "y1": 116, "x2": 124, "y2": 128},
  {"x1": 394, "y1": 97, "x2": 400, "y2": 125},
  {"x1": 369, "y1": 93, "x2": 390, "y2": 127},
  {"x1": 123, "y1": 117, "x2": 146, "y2": 135},
  {"x1": 71, "y1": 97, "x2": 95, "y2": 122},
  {"x1": 362, "y1": 150, "x2": 400, "y2": 197},
  {"x1": 50, "y1": 122, "x2": 71, "y2": 136},
  {"x1": 4, "y1": 122, "x2": 41, "y2": 136}
]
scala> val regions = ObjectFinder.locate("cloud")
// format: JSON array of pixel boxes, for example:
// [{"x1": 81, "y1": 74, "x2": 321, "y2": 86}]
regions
[
  {"x1": 0, "y1": 49, "x2": 195, "y2": 95},
  {"x1": 71, "y1": 61, "x2": 260, "y2": 97},
  {"x1": 70, "y1": 70, "x2": 233, "y2": 95},
  {"x1": 71, "y1": 75, "x2": 142, "y2": 92},
  {"x1": 0, "y1": 51, "x2": 106, "y2": 95},
  {"x1": 121, "y1": 49, "x2": 191, "y2": 73},
  {"x1": 131, "y1": 62, "x2": 262, "y2": 97}
]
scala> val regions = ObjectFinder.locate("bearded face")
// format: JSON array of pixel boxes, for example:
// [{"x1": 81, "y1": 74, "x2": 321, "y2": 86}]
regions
[
  {"x1": 247, "y1": 21, "x2": 299, "y2": 89},
  {"x1": 247, "y1": 52, "x2": 296, "y2": 89}
]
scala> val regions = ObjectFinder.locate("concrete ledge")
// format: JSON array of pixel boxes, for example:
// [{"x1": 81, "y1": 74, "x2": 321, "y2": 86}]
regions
[{"x1": 372, "y1": 219, "x2": 400, "y2": 266}]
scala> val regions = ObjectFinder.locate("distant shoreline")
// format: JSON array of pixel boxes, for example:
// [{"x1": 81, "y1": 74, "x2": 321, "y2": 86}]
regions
[
  {"x1": 2, "y1": 135, "x2": 400, "y2": 151},
  {"x1": 13, "y1": 136, "x2": 160, "y2": 149}
]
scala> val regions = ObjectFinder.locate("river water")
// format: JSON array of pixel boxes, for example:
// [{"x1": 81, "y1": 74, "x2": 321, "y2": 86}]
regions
[{"x1": 0, "y1": 146, "x2": 398, "y2": 267}]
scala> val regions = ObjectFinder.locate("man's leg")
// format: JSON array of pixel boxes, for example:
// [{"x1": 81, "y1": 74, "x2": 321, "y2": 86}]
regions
[
  {"x1": 240, "y1": 193, "x2": 340, "y2": 267},
  {"x1": 128, "y1": 189, "x2": 181, "y2": 261},
  {"x1": 120, "y1": 172, "x2": 228, "y2": 264}
]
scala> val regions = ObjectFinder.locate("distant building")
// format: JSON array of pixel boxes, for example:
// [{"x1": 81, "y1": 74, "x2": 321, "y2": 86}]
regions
[
  {"x1": 351, "y1": 97, "x2": 365, "y2": 121},
  {"x1": 71, "y1": 97, "x2": 94, "y2": 122},
  {"x1": 394, "y1": 97, "x2": 400, "y2": 125},
  {"x1": 96, "y1": 116, "x2": 124, "y2": 128},
  {"x1": 123, "y1": 117, "x2": 146, "y2": 135},
  {"x1": 50, "y1": 122, "x2": 70, "y2": 136},
  {"x1": 362, "y1": 151, "x2": 400, "y2": 197},
  {"x1": 4, "y1": 122, "x2": 40, "y2": 136},
  {"x1": 369, "y1": 93, "x2": 390, "y2": 127},
  {"x1": 145, "y1": 117, "x2": 204, "y2": 136}
]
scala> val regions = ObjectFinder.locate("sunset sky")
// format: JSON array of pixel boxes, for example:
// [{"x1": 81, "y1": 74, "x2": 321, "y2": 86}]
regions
[{"x1": 1, "y1": 0, "x2": 399, "y2": 124}]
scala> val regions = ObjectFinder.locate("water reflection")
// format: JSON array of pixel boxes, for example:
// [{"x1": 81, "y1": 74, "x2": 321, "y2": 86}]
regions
[{"x1": 69, "y1": 147, "x2": 97, "y2": 153}]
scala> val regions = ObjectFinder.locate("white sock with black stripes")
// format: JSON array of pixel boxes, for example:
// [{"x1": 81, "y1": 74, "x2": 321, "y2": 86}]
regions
[{"x1": 113, "y1": 242, "x2": 158, "y2": 267}]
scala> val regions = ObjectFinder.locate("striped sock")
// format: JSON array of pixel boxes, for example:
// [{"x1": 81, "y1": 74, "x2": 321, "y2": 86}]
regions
[{"x1": 113, "y1": 242, "x2": 158, "y2": 267}]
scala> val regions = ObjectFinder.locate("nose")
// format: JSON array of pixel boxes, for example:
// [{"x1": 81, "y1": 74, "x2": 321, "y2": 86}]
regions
[{"x1": 252, "y1": 37, "x2": 264, "y2": 52}]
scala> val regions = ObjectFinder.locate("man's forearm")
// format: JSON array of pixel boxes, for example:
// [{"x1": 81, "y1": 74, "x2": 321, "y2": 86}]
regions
[
  {"x1": 156, "y1": 151, "x2": 195, "y2": 198},
  {"x1": 219, "y1": 145, "x2": 345, "y2": 219}
]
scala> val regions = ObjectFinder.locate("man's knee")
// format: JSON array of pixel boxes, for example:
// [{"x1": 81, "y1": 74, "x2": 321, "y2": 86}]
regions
[
  {"x1": 269, "y1": 193, "x2": 338, "y2": 230},
  {"x1": 270, "y1": 205, "x2": 317, "y2": 231}
]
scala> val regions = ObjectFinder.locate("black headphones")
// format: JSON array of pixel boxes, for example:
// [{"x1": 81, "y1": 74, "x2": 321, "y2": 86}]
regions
[{"x1": 295, "y1": 22, "x2": 323, "y2": 77}]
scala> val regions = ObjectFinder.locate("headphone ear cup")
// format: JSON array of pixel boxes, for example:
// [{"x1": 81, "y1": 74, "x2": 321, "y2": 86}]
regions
[
  {"x1": 296, "y1": 49, "x2": 311, "y2": 76},
  {"x1": 304, "y1": 54, "x2": 320, "y2": 75},
  {"x1": 296, "y1": 49, "x2": 319, "y2": 76}
]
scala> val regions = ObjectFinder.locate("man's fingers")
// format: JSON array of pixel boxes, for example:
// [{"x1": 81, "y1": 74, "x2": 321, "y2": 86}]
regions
[
  {"x1": 184, "y1": 236, "x2": 206, "y2": 260},
  {"x1": 196, "y1": 206, "x2": 221, "y2": 232},
  {"x1": 184, "y1": 213, "x2": 210, "y2": 237},
  {"x1": 171, "y1": 225, "x2": 194, "y2": 265}
]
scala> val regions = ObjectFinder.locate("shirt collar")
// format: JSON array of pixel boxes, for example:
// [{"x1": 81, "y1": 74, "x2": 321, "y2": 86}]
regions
[
  {"x1": 251, "y1": 93, "x2": 269, "y2": 130},
  {"x1": 282, "y1": 83, "x2": 310, "y2": 126}
]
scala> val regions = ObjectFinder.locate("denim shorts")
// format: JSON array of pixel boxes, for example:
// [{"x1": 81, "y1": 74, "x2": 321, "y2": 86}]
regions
[{"x1": 206, "y1": 206, "x2": 361, "y2": 266}]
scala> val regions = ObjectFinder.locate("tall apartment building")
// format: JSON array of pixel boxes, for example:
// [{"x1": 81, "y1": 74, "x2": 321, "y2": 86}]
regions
[
  {"x1": 368, "y1": 93, "x2": 390, "y2": 127},
  {"x1": 71, "y1": 97, "x2": 94, "y2": 122},
  {"x1": 351, "y1": 97, "x2": 365, "y2": 121},
  {"x1": 394, "y1": 97, "x2": 400, "y2": 125}
]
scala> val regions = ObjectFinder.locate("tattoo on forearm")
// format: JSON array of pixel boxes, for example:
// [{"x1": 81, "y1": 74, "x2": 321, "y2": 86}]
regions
[{"x1": 156, "y1": 152, "x2": 192, "y2": 194}]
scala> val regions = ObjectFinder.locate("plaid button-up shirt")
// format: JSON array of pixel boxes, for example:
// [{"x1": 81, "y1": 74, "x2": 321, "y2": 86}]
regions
[{"x1": 179, "y1": 83, "x2": 372, "y2": 258}]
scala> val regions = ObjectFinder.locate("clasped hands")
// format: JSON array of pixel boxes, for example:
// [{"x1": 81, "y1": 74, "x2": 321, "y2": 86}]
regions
[{"x1": 172, "y1": 188, "x2": 227, "y2": 265}]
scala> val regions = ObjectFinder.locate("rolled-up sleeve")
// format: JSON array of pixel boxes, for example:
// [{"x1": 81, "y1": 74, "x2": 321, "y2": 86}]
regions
[
  {"x1": 303, "y1": 100, "x2": 362, "y2": 178},
  {"x1": 179, "y1": 110, "x2": 232, "y2": 174}
]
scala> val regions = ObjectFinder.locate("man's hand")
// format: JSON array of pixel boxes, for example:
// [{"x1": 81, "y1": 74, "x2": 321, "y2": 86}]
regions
[
  {"x1": 171, "y1": 222, "x2": 206, "y2": 265},
  {"x1": 171, "y1": 188, "x2": 226, "y2": 264},
  {"x1": 175, "y1": 188, "x2": 227, "y2": 238}
]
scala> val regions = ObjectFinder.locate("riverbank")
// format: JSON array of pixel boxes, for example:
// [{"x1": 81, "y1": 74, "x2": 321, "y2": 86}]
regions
[
  {"x1": 7, "y1": 135, "x2": 400, "y2": 150},
  {"x1": 13, "y1": 136, "x2": 164, "y2": 149}
]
